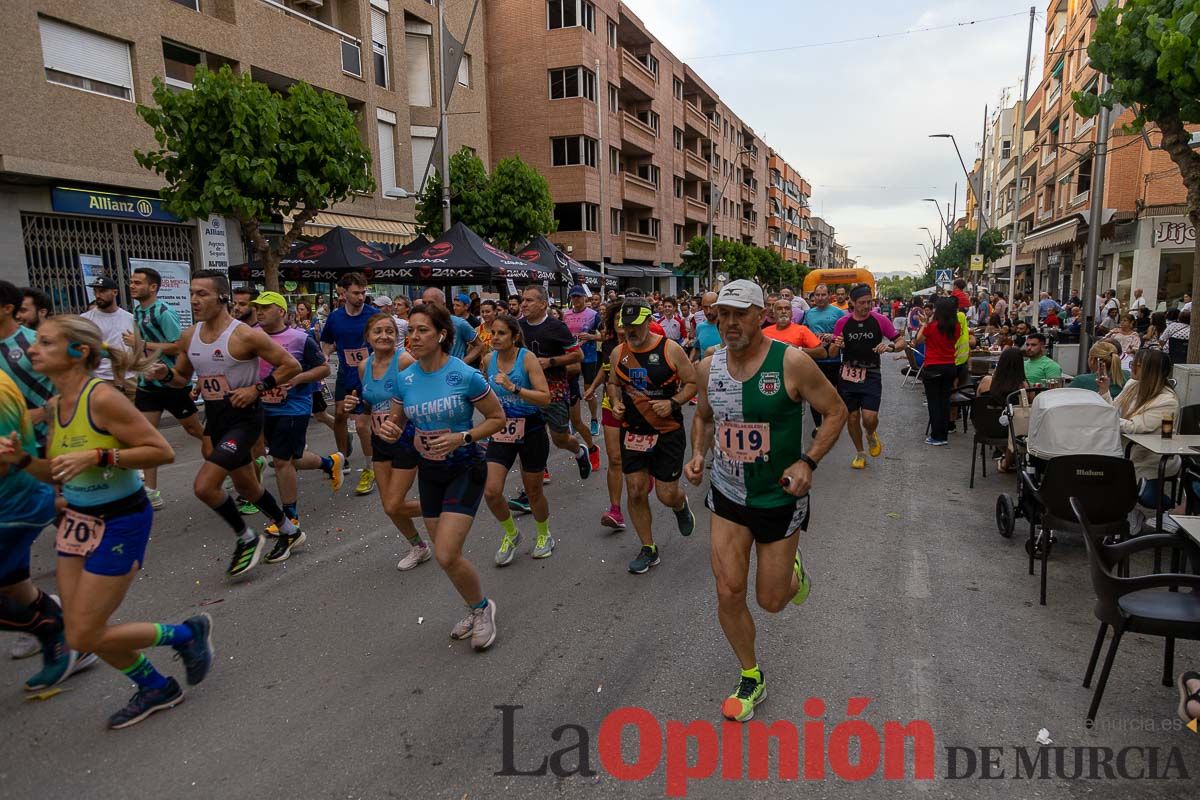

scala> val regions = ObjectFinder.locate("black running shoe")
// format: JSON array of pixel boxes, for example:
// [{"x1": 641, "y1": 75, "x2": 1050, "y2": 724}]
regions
[
  {"x1": 227, "y1": 535, "x2": 265, "y2": 578},
  {"x1": 172, "y1": 613, "x2": 214, "y2": 686},
  {"x1": 265, "y1": 531, "x2": 306, "y2": 564},
  {"x1": 674, "y1": 497, "x2": 695, "y2": 537},
  {"x1": 107, "y1": 677, "x2": 184, "y2": 730},
  {"x1": 507, "y1": 491, "x2": 531, "y2": 515},
  {"x1": 575, "y1": 448, "x2": 593, "y2": 479},
  {"x1": 628, "y1": 545, "x2": 661, "y2": 574}
]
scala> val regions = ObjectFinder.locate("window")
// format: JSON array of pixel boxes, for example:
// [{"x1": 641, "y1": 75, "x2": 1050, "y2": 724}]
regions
[
  {"x1": 637, "y1": 217, "x2": 660, "y2": 239},
  {"x1": 607, "y1": 18, "x2": 617, "y2": 48},
  {"x1": 611, "y1": 208, "x2": 624, "y2": 233},
  {"x1": 39, "y1": 17, "x2": 134, "y2": 100},
  {"x1": 635, "y1": 108, "x2": 659, "y2": 133},
  {"x1": 635, "y1": 163, "x2": 659, "y2": 187},
  {"x1": 405, "y1": 19, "x2": 433, "y2": 106},
  {"x1": 609, "y1": 147, "x2": 621, "y2": 175},
  {"x1": 377, "y1": 109, "x2": 397, "y2": 193},
  {"x1": 551, "y1": 136, "x2": 598, "y2": 167},
  {"x1": 1001, "y1": 139, "x2": 1012, "y2": 160},
  {"x1": 457, "y1": 53, "x2": 471, "y2": 87},
  {"x1": 549, "y1": 66, "x2": 596, "y2": 101},
  {"x1": 371, "y1": 9, "x2": 389, "y2": 89},
  {"x1": 548, "y1": 0, "x2": 595, "y2": 32},
  {"x1": 673, "y1": 176, "x2": 683, "y2": 198},
  {"x1": 637, "y1": 52, "x2": 658, "y2": 78},
  {"x1": 170, "y1": 0, "x2": 200, "y2": 10},
  {"x1": 162, "y1": 40, "x2": 202, "y2": 91},
  {"x1": 608, "y1": 83, "x2": 619, "y2": 113},
  {"x1": 411, "y1": 125, "x2": 437, "y2": 191},
  {"x1": 555, "y1": 202, "x2": 598, "y2": 232},
  {"x1": 672, "y1": 77, "x2": 683, "y2": 101},
  {"x1": 674, "y1": 224, "x2": 684, "y2": 245},
  {"x1": 1077, "y1": 156, "x2": 1093, "y2": 194},
  {"x1": 673, "y1": 127, "x2": 684, "y2": 150}
]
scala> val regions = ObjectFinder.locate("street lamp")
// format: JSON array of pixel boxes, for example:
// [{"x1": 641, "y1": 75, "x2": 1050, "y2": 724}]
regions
[
  {"x1": 922, "y1": 198, "x2": 952, "y2": 242},
  {"x1": 384, "y1": 187, "x2": 414, "y2": 199},
  {"x1": 919, "y1": 227, "x2": 938, "y2": 250}
]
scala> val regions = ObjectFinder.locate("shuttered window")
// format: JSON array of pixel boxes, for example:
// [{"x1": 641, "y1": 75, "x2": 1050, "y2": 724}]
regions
[
  {"x1": 371, "y1": 9, "x2": 389, "y2": 89},
  {"x1": 411, "y1": 126, "x2": 437, "y2": 191},
  {"x1": 405, "y1": 28, "x2": 432, "y2": 106},
  {"x1": 39, "y1": 17, "x2": 133, "y2": 101},
  {"x1": 377, "y1": 110, "x2": 397, "y2": 194}
]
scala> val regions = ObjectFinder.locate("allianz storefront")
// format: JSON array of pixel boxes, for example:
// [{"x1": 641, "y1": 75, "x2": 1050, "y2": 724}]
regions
[
  {"x1": 1102, "y1": 208, "x2": 1196, "y2": 310},
  {"x1": 0, "y1": 183, "x2": 239, "y2": 314}
]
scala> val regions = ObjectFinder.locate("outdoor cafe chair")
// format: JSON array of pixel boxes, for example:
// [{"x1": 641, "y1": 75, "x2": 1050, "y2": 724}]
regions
[
  {"x1": 900, "y1": 346, "x2": 923, "y2": 388},
  {"x1": 969, "y1": 395, "x2": 1008, "y2": 489},
  {"x1": 1069, "y1": 497, "x2": 1200, "y2": 724}
]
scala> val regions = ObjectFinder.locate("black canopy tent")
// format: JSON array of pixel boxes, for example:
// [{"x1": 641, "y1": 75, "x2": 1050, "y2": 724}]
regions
[
  {"x1": 370, "y1": 222, "x2": 556, "y2": 284},
  {"x1": 513, "y1": 235, "x2": 618, "y2": 290},
  {"x1": 394, "y1": 234, "x2": 430, "y2": 257},
  {"x1": 229, "y1": 226, "x2": 388, "y2": 282}
]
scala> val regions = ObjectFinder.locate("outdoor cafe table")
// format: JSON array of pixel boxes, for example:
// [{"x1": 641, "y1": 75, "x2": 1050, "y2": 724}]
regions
[
  {"x1": 1122, "y1": 433, "x2": 1200, "y2": 533},
  {"x1": 1160, "y1": 515, "x2": 1200, "y2": 579}
]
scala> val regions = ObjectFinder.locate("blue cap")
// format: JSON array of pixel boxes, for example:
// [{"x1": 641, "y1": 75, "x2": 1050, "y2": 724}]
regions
[
  {"x1": 568, "y1": 285, "x2": 587, "y2": 297},
  {"x1": 455, "y1": 293, "x2": 470, "y2": 305}
]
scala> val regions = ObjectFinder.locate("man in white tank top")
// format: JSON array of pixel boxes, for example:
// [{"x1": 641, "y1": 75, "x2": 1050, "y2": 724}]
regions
[{"x1": 153, "y1": 271, "x2": 302, "y2": 579}]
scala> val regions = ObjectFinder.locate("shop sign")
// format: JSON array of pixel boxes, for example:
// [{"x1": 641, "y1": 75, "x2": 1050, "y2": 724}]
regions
[
  {"x1": 1153, "y1": 219, "x2": 1196, "y2": 247},
  {"x1": 51, "y1": 187, "x2": 180, "y2": 223},
  {"x1": 200, "y1": 214, "x2": 229, "y2": 272}
]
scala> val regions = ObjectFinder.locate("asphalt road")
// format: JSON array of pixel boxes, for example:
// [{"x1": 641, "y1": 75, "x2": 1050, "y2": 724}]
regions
[{"x1": 2, "y1": 368, "x2": 1197, "y2": 799}]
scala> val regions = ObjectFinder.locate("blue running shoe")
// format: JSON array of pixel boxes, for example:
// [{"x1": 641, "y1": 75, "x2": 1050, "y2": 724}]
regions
[
  {"x1": 108, "y1": 678, "x2": 184, "y2": 729},
  {"x1": 590, "y1": 419, "x2": 600, "y2": 437},
  {"x1": 24, "y1": 632, "x2": 98, "y2": 691},
  {"x1": 172, "y1": 613, "x2": 214, "y2": 686}
]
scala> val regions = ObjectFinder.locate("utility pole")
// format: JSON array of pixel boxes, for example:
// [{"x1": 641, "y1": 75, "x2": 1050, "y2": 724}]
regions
[
  {"x1": 1078, "y1": 0, "x2": 1112, "y2": 373},
  {"x1": 1008, "y1": 6, "x2": 1037, "y2": 312},
  {"x1": 437, "y1": 0, "x2": 451, "y2": 233},
  {"x1": 596, "y1": 57, "x2": 605, "y2": 279},
  {"x1": 974, "y1": 104, "x2": 987, "y2": 296}
]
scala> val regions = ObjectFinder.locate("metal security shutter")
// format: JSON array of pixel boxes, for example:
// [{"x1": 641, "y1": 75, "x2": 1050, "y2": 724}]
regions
[
  {"x1": 377, "y1": 119, "x2": 397, "y2": 192},
  {"x1": 371, "y1": 9, "x2": 388, "y2": 48},
  {"x1": 38, "y1": 17, "x2": 133, "y2": 92}
]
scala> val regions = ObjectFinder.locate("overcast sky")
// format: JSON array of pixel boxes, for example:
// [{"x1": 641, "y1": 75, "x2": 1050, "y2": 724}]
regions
[{"x1": 622, "y1": 0, "x2": 1041, "y2": 275}]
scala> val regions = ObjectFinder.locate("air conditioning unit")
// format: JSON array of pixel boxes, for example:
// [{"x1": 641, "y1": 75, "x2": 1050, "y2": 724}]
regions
[{"x1": 295, "y1": 0, "x2": 324, "y2": 8}]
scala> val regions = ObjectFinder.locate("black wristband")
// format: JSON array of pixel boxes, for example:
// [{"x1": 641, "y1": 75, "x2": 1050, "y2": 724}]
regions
[
  {"x1": 670, "y1": 398, "x2": 682, "y2": 413},
  {"x1": 259, "y1": 374, "x2": 278, "y2": 392},
  {"x1": 799, "y1": 453, "x2": 818, "y2": 472}
]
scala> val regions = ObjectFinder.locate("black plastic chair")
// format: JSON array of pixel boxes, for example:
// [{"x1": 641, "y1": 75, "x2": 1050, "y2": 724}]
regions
[
  {"x1": 1020, "y1": 455, "x2": 1138, "y2": 606},
  {"x1": 1069, "y1": 497, "x2": 1200, "y2": 724},
  {"x1": 1168, "y1": 336, "x2": 1189, "y2": 366},
  {"x1": 969, "y1": 395, "x2": 1008, "y2": 489},
  {"x1": 1179, "y1": 403, "x2": 1200, "y2": 436}
]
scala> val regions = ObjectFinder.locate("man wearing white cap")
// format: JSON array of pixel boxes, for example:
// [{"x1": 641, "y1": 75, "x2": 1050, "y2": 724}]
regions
[{"x1": 685, "y1": 279, "x2": 847, "y2": 723}]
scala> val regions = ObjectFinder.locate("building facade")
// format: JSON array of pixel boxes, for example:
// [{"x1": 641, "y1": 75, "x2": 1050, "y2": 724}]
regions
[
  {"x1": 807, "y1": 216, "x2": 834, "y2": 269},
  {"x1": 484, "y1": 0, "x2": 810, "y2": 291},
  {"x1": 0, "y1": 0, "x2": 489, "y2": 309}
]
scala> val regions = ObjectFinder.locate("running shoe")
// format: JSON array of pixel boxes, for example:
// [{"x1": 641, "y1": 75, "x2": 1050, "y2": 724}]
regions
[
  {"x1": 254, "y1": 455, "x2": 267, "y2": 480},
  {"x1": 924, "y1": 437, "x2": 949, "y2": 446},
  {"x1": 590, "y1": 419, "x2": 600, "y2": 437},
  {"x1": 543, "y1": 469, "x2": 551, "y2": 485},
  {"x1": 532, "y1": 532, "x2": 555, "y2": 559},
  {"x1": 355, "y1": 468, "x2": 376, "y2": 496},
  {"x1": 24, "y1": 640, "x2": 98, "y2": 691},
  {"x1": 236, "y1": 496, "x2": 260, "y2": 515},
  {"x1": 495, "y1": 532, "x2": 521, "y2": 567},
  {"x1": 722, "y1": 669, "x2": 766, "y2": 722},
  {"x1": 146, "y1": 488, "x2": 164, "y2": 510},
  {"x1": 328, "y1": 452, "x2": 345, "y2": 492},
  {"x1": 508, "y1": 491, "x2": 532, "y2": 515},
  {"x1": 575, "y1": 448, "x2": 593, "y2": 479},
  {"x1": 227, "y1": 534, "x2": 265, "y2": 578},
  {"x1": 397, "y1": 542, "x2": 433, "y2": 571},
  {"x1": 342, "y1": 455, "x2": 352, "y2": 474},
  {"x1": 791, "y1": 551, "x2": 812, "y2": 606},
  {"x1": 265, "y1": 530, "x2": 306, "y2": 564},
  {"x1": 172, "y1": 613, "x2": 214, "y2": 685},
  {"x1": 107, "y1": 678, "x2": 184, "y2": 730},
  {"x1": 868, "y1": 432, "x2": 883, "y2": 458},
  {"x1": 588, "y1": 445, "x2": 601, "y2": 473},
  {"x1": 264, "y1": 517, "x2": 300, "y2": 536},
  {"x1": 471, "y1": 600, "x2": 498, "y2": 651},
  {"x1": 450, "y1": 610, "x2": 474, "y2": 640},
  {"x1": 628, "y1": 545, "x2": 660, "y2": 574},
  {"x1": 10, "y1": 634, "x2": 40, "y2": 659},
  {"x1": 674, "y1": 497, "x2": 695, "y2": 537},
  {"x1": 850, "y1": 455, "x2": 866, "y2": 469},
  {"x1": 601, "y1": 507, "x2": 626, "y2": 530}
]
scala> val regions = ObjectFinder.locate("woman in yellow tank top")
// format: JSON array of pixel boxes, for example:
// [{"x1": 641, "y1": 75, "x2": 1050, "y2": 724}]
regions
[{"x1": 0, "y1": 315, "x2": 213, "y2": 730}]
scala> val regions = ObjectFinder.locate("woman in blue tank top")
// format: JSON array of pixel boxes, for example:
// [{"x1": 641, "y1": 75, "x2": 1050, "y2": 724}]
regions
[
  {"x1": 380, "y1": 302, "x2": 505, "y2": 651},
  {"x1": 351, "y1": 314, "x2": 430, "y2": 572},
  {"x1": 481, "y1": 315, "x2": 553, "y2": 567}
]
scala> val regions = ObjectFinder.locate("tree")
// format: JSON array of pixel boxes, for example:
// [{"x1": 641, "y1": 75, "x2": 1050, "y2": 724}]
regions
[
  {"x1": 486, "y1": 155, "x2": 557, "y2": 253},
  {"x1": 929, "y1": 227, "x2": 1006, "y2": 281},
  {"x1": 135, "y1": 65, "x2": 373, "y2": 291},
  {"x1": 877, "y1": 273, "x2": 928, "y2": 300},
  {"x1": 678, "y1": 236, "x2": 807, "y2": 291},
  {"x1": 1074, "y1": 0, "x2": 1200, "y2": 359},
  {"x1": 414, "y1": 147, "x2": 491, "y2": 238}
]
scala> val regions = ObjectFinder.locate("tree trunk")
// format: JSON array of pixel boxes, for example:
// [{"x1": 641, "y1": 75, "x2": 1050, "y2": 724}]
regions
[
  {"x1": 1157, "y1": 114, "x2": 1200, "y2": 364},
  {"x1": 238, "y1": 209, "x2": 319, "y2": 294}
]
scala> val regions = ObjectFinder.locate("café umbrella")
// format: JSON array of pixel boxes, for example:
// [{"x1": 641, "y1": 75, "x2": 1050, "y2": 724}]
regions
[
  {"x1": 371, "y1": 222, "x2": 556, "y2": 284},
  {"x1": 513, "y1": 235, "x2": 617, "y2": 290},
  {"x1": 229, "y1": 226, "x2": 388, "y2": 282}
]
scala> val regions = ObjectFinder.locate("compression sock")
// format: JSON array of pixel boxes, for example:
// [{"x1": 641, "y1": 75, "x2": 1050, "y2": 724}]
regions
[
  {"x1": 152, "y1": 623, "x2": 194, "y2": 647},
  {"x1": 282, "y1": 503, "x2": 298, "y2": 521},
  {"x1": 319, "y1": 456, "x2": 334, "y2": 475},
  {"x1": 500, "y1": 517, "x2": 518, "y2": 537},
  {"x1": 406, "y1": 534, "x2": 425, "y2": 546},
  {"x1": 535, "y1": 519, "x2": 550, "y2": 538},
  {"x1": 121, "y1": 653, "x2": 170, "y2": 691},
  {"x1": 211, "y1": 494, "x2": 249, "y2": 538},
  {"x1": 255, "y1": 489, "x2": 295, "y2": 534}
]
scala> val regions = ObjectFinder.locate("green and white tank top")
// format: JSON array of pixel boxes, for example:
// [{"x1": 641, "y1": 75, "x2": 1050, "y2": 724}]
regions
[{"x1": 708, "y1": 340, "x2": 806, "y2": 508}]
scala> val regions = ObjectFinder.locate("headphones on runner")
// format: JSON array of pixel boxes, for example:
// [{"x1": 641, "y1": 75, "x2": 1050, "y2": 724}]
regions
[
  {"x1": 67, "y1": 342, "x2": 84, "y2": 358},
  {"x1": 438, "y1": 334, "x2": 445, "y2": 342}
]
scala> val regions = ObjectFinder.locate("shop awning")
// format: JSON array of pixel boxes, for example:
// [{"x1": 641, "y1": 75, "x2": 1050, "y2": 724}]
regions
[
  {"x1": 1020, "y1": 218, "x2": 1080, "y2": 255},
  {"x1": 604, "y1": 264, "x2": 647, "y2": 277},
  {"x1": 640, "y1": 266, "x2": 675, "y2": 277},
  {"x1": 291, "y1": 212, "x2": 417, "y2": 246}
]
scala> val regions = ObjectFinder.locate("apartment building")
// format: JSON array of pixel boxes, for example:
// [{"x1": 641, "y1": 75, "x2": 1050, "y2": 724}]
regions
[
  {"x1": 807, "y1": 216, "x2": 834, "y2": 269},
  {"x1": 0, "y1": 0, "x2": 488, "y2": 308},
  {"x1": 485, "y1": 0, "x2": 809, "y2": 291},
  {"x1": 767, "y1": 148, "x2": 811, "y2": 266}
]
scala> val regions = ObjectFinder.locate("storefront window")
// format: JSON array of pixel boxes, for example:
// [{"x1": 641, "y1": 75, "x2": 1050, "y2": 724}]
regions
[
  {"x1": 1116, "y1": 253, "x2": 1133, "y2": 306},
  {"x1": 1157, "y1": 250, "x2": 1194, "y2": 309}
]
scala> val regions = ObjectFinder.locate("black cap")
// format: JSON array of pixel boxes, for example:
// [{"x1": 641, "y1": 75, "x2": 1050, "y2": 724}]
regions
[
  {"x1": 619, "y1": 299, "x2": 653, "y2": 328},
  {"x1": 88, "y1": 276, "x2": 118, "y2": 290}
]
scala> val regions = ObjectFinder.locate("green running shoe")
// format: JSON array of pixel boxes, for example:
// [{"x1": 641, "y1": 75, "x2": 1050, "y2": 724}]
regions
[
  {"x1": 532, "y1": 532, "x2": 555, "y2": 559},
  {"x1": 495, "y1": 532, "x2": 521, "y2": 567},
  {"x1": 791, "y1": 551, "x2": 812, "y2": 606},
  {"x1": 722, "y1": 669, "x2": 766, "y2": 722},
  {"x1": 236, "y1": 497, "x2": 260, "y2": 515}
]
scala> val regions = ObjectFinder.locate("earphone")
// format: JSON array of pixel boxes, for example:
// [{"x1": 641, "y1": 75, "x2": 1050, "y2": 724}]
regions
[
  {"x1": 438, "y1": 334, "x2": 445, "y2": 343},
  {"x1": 67, "y1": 342, "x2": 84, "y2": 358}
]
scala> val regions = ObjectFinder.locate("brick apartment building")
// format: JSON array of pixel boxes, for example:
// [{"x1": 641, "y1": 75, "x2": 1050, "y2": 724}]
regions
[
  {"x1": 485, "y1": 0, "x2": 810, "y2": 293},
  {"x1": 0, "y1": 0, "x2": 488, "y2": 309}
]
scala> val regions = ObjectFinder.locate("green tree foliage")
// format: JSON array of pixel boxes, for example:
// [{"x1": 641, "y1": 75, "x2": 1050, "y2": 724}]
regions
[
  {"x1": 1074, "y1": 0, "x2": 1200, "y2": 358},
  {"x1": 877, "y1": 274, "x2": 929, "y2": 300},
  {"x1": 678, "y1": 237, "x2": 808, "y2": 291},
  {"x1": 415, "y1": 149, "x2": 556, "y2": 251},
  {"x1": 929, "y1": 227, "x2": 1006, "y2": 281},
  {"x1": 135, "y1": 65, "x2": 373, "y2": 291}
]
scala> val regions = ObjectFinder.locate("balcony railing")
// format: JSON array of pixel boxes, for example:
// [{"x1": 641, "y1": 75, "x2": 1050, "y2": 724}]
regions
[
  {"x1": 1069, "y1": 190, "x2": 1090, "y2": 208},
  {"x1": 1037, "y1": 207, "x2": 1054, "y2": 222},
  {"x1": 1045, "y1": 84, "x2": 1062, "y2": 111},
  {"x1": 1041, "y1": 146, "x2": 1057, "y2": 167},
  {"x1": 1075, "y1": 116, "x2": 1095, "y2": 137},
  {"x1": 258, "y1": 0, "x2": 361, "y2": 77}
]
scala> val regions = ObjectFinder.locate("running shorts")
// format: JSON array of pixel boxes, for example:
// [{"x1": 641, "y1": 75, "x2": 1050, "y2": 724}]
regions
[
  {"x1": 334, "y1": 372, "x2": 367, "y2": 414},
  {"x1": 371, "y1": 422, "x2": 419, "y2": 469},
  {"x1": 203, "y1": 401, "x2": 264, "y2": 470},
  {"x1": 263, "y1": 414, "x2": 310, "y2": 461},
  {"x1": 417, "y1": 456, "x2": 487, "y2": 518},
  {"x1": 134, "y1": 385, "x2": 199, "y2": 420},
  {"x1": 602, "y1": 408, "x2": 622, "y2": 429},
  {"x1": 705, "y1": 484, "x2": 810, "y2": 544},
  {"x1": 58, "y1": 491, "x2": 153, "y2": 576},
  {"x1": 620, "y1": 427, "x2": 686, "y2": 482},
  {"x1": 543, "y1": 398, "x2": 571, "y2": 434},
  {"x1": 485, "y1": 423, "x2": 550, "y2": 473},
  {"x1": 582, "y1": 360, "x2": 600, "y2": 388},
  {"x1": 312, "y1": 391, "x2": 328, "y2": 415},
  {"x1": 837, "y1": 370, "x2": 883, "y2": 413}
]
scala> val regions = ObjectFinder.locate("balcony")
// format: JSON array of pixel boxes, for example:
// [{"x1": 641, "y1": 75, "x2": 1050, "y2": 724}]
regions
[
  {"x1": 684, "y1": 149, "x2": 709, "y2": 179},
  {"x1": 1037, "y1": 207, "x2": 1054, "y2": 222},
  {"x1": 1069, "y1": 190, "x2": 1090, "y2": 209},
  {"x1": 1040, "y1": 145, "x2": 1057, "y2": 167},
  {"x1": 624, "y1": 232, "x2": 658, "y2": 260},
  {"x1": 622, "y1": 173, "x2": 658, "y2": 209},
  {"x1": 684, "y1": 102, "x2": 709, "y2": 136},
  {"x1": 257, "y1": 0, "x2": 361, "y2": 78},
  {"x1": 621, "y1": 49, "x2": 657, "y2": 98},
  {"x1": 740, "y1": 183, "x2": 754, "y2": 203},
  {"x1": 1045, "y1": 84, "x2": 1062, "y2": 112},
  {"x1": 1075, "y1": 116, "x2": 1095, "y2": 137},
  {"x1": 621, "y1": 112, "x2": 657, "y2": 155},
  {"x1": 740, "y1": 218, "x2": 755, "y2": 238},
  {"x1": 685, "y1": 197, "x2": 709, "y2": 222}
]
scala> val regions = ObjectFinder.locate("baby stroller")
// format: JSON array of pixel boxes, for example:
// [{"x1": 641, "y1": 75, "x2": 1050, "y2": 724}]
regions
[{"x1": 996, "y1": 389, "x2": 1128, "y2": 604}]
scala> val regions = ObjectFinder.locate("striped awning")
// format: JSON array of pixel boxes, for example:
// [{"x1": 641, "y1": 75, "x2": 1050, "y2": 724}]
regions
[
  {"x1": 292, "y1": 212, "x2": 417, "y2": 246},
  {"x1": 1020, "y1": 219, "x2": 1080, "y2": 255}
]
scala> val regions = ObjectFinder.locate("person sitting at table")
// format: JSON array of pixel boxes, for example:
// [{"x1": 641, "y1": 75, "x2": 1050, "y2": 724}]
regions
[
  {"x1": 1071, "y1": 340, "x2": 1128, "y2": 399},
  {"x1": 1066, "y1": 306, "x2": 1083, "y2": 336},
  {"x1": 1105, "y1": 313, "x2": 1142, "y2": 367},
  {"x1": 977, "y1": 347, "x2": 1027, "y2": 472},
  {"x1": 1145, "y1": 311, "x2": 1168, "y2": 348},
  {"x1": 1134, "y1": 306, "x2": 1152, "y2": 337},
  {"x1": 1022, "y1": 333, "x2": 1062, "y2": 385},
  {"x1": 1098, "y1": 349, "x2": 1180, "y2": 512},
  {"x1": 1013, "y1": 321, "x2": 1030, "y2": 349}
]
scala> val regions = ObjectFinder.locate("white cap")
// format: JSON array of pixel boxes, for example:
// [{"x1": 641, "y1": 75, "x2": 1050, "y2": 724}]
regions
[
  {"x1": 714, "y1": 279, "x2": 765, "y2": 309},
  {"x1": 374, "y1": 295, "x2": 393, "y2": 307}
]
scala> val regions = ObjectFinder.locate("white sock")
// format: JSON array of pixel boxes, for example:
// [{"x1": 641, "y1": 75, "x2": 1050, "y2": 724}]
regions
[
  {"x1": 237, "y1": 528, "x2": 256, "y2": 544},
  {"x1": 277, "y1": 518, "x2": 297, "y2": 536}
]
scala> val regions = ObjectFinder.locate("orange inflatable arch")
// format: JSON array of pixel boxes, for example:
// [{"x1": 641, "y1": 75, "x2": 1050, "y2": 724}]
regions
[{"x1": 801, "y1": 268, "x2": 876, "y2": 296}]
